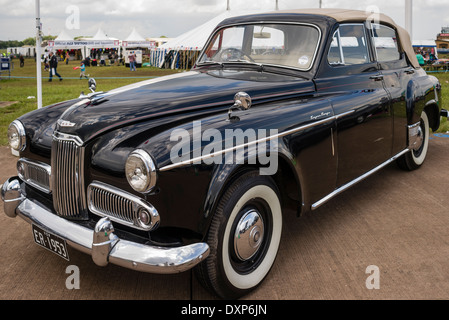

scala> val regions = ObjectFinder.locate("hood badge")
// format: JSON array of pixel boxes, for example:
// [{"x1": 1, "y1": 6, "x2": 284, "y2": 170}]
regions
[
  {"x1": 57, "y1": 119, "x2": 76, "y2": 127},
  {"x1": 228, "y1": 92, "x2": 252, "y2": 122}
]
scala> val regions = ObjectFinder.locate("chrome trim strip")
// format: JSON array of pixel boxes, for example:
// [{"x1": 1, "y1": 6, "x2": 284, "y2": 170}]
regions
[
  {"x1": 311, "y1": 149, "x2": 410, "y2": 210},
  {"x1": 17, "y1": 158, "x2": 51, "y2": 194},
  {"x1": 87, "y1": 181, "x2": 160, "y2": 231},
  {"x1": 159, "y1": 116, "x2": 336, "y2": 172}
]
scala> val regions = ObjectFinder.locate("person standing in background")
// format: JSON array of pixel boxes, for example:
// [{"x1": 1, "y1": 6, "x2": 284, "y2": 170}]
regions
[{"x1": 48, "y1": 51, "x2": 63, "y2": 82}]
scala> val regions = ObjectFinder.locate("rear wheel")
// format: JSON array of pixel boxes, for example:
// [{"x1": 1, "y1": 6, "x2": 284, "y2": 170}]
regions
[
  {"x1": 397, "y1": 111, "x2": 430, "y2": 171},
  {"x1": 195, "y1": 171, "x2": 282, "y2": 299}
]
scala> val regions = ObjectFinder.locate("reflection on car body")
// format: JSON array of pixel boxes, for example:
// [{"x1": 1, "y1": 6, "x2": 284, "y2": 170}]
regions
[{"x1": 2, "y1": 9, "x2": 447, "y2": 299}]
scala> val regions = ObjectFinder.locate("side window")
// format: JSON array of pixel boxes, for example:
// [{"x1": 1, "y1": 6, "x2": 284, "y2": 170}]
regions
[
  {"x1": 328, "y1": 24, "x2": 370, "y2": 66},
  {"x1": 372, "y1": 24, "x2": 401, "y2": 62}
]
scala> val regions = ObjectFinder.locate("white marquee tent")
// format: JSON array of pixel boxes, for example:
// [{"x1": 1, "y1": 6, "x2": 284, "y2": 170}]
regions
[
  {"x1": 152, "y1": 9, "x2": 262, "y2": 68},
  {"x1": 123, "y1": 28, "x2": 156, "y2": 49}
]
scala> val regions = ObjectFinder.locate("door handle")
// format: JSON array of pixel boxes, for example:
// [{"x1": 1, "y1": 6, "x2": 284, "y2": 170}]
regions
[
  {"x1": 370, "y1": 75, "x2": 384, "y2": 81},
  {"x1": 405, "y1": 68, "x2": 415, "y2": 75}
]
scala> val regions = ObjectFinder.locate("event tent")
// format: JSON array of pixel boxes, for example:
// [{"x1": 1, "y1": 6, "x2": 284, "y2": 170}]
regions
[
  {"x1": 122, "y1": 28, "x2": 156, "y2": 49},
  {"x1": 153, "y1": 9, "x2": 261, "y2": 69}
]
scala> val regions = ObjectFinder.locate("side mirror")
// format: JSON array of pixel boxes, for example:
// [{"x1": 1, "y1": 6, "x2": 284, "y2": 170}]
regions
[{"x1": 228, "y1": 92, "x2": 252, "y2": 121}]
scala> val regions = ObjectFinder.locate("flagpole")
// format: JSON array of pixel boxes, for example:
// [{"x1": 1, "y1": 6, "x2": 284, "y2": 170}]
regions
[
  {"x1": 405, "y1": 0, "x2": 413, "y2": 40},
  {"x1": 35, "y1": 0, "x2": 43, "y2": 109}
]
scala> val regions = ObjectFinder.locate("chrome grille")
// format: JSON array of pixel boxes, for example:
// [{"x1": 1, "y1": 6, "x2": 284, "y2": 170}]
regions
[
  {"x1": 51, "y1": 133, "x2": 88, "y2": 220},
  {"x1": 18, "y1": 158, "x2": 51, "y2": 193},
  {"x1": 88, "y1": 183, "x2": 135, "y2": 224},
  {"x1": 87, "y1": 181, "x2": 160, "y2": 231}
]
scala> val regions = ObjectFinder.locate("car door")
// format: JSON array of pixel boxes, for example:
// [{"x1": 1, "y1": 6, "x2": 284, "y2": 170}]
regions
[
  {"x1": 315, "y1": 23, "x2": 392, "y2": 187},
  {"x1": 370, "y1": 23, "x2": 417, "y2": 155}
]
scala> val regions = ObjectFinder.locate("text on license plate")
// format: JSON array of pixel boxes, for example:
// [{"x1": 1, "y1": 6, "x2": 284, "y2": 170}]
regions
[{"x1": 32, "y1": 224, "x2": 70, "y2": 261}]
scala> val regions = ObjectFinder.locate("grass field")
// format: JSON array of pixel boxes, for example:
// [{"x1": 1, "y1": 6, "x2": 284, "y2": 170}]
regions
[
  {"x1": 1, "y1": 58, "x2": 448, "y2": 146},
  {"x1": 0, "y1": 58, "x2": 180, "y2": 145}
]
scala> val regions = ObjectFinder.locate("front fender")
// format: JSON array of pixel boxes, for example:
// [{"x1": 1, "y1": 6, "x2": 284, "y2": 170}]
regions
[{"x1": 406, "y1": 75, "x2": 441, "y2": 127}]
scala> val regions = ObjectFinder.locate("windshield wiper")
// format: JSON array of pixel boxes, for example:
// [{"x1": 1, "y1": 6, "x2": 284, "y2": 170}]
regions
[
  {"x1": 223, "y1": 60, "x2": 264, "y2": 71},
  {"x1": 196, "y1": 61, "x2": 224, "y2": 68}
]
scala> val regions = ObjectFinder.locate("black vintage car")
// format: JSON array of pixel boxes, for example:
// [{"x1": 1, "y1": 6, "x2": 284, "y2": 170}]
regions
[{"x1": 2, "y1": 9, "x2": 447, "y2": 299}]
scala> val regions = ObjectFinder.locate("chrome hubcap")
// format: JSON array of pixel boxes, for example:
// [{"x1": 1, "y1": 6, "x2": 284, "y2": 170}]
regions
[
  {"x1": 234, "y1": 209, "x2": 265, "y2": 261},
  {"x1": 413, "y1": 125, "x2": 424, "y2": 152}
]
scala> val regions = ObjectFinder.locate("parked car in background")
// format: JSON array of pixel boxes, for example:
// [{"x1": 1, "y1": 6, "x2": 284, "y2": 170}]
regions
[{"x1": 2, "y1": 9, "x2": 447, "y2": 299}]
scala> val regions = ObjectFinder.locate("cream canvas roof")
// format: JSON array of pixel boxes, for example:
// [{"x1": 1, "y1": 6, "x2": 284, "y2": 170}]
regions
[{"x1": 272, "y1": 8, "x2": 419, "y2": 68}]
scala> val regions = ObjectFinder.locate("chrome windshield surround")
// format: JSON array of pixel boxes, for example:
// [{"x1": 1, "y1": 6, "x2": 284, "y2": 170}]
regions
[
  {"x1": 17, "y1": 158, "x2": 51, "y2": 194},
  {"x1": 196, "y1": 21, "x2": 322, "y2": 73},
  {"x1": 87, "y1": 181, "x2": 160, "y2": 232}
]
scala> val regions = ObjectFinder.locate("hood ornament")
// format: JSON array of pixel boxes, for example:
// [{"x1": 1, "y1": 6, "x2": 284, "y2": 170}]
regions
[
  {"x1": 228, "y1": 92, "x2": 252, "y2": 121},
  {"x1": 79, "y1": 78, "x2": 97, "y2": 99}
]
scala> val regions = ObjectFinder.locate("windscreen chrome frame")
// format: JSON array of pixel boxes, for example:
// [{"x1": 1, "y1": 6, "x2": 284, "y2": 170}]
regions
[{"x1": 196, "y1": 21, "x2": 323, "y2": 73}]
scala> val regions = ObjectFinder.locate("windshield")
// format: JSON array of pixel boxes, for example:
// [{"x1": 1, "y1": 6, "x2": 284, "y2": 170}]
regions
[{"x1": 197, "y1": 23, "x2": 321, "y2": 71}]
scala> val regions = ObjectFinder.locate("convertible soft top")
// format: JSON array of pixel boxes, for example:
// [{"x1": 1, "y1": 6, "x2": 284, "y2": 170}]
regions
[{"x1": 272, "y1": 8, "x2": 419, "y2": 69}]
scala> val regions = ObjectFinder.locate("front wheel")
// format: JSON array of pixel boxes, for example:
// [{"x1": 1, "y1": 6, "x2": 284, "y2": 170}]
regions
[
  {"x1": 397, "y1": 111, "x2": 430, "y2": 171},
  {"x1": 195, "y1": 171, "x2": 282, "y2": 299}
]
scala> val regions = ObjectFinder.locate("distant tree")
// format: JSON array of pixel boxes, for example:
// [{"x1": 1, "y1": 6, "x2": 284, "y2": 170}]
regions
[{"x1": 23, "y1": 37, "x2": 36, "y2": 46}]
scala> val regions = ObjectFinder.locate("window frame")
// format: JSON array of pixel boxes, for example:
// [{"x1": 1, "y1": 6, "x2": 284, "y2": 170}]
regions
[
  {"x1": 367, "y1": 22, "x2": 408, "y2": 69},
  {"x1": 327, "y1": 23, "x2": 373, "y2": 68}
]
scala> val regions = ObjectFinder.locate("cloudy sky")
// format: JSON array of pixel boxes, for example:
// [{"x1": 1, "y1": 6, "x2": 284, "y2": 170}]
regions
[{"x1": 0, "y1": 0, "x2": 448, "y2": 41}]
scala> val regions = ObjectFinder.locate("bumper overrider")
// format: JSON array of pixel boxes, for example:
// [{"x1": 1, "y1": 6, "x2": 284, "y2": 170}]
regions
[{"x1": 1, "y1": 177, "x2": 210, "y2": 274}]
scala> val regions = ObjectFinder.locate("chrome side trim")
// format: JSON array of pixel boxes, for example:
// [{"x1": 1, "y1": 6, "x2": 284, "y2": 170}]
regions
[
  {"x1": 160, "y1": 116, "x2": 336, "y2": 172},
  {"x1": 311, "y1": 149, "x2": 410, "y2": 210}
]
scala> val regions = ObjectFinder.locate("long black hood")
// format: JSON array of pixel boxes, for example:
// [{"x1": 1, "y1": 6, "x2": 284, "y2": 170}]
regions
[{"x1": 51, "y1": 70, "x2": 315, "y2": 143}]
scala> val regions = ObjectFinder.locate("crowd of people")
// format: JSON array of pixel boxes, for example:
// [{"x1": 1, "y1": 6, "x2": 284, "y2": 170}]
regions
[{"x1": 36, "y1": 48, "x2": 142, "y2": 83}]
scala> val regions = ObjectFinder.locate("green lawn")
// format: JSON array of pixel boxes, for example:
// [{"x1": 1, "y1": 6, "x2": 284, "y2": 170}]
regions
[
  {"x1": 1, "y1": 58, "x2": 449, "y2": 146},
  {"x1": 0, "y1": 58, "x2": 180, "y2": 145}
]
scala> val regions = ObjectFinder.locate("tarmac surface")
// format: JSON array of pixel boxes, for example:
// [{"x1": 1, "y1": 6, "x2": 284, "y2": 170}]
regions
[{"x1": 0, "y1": 135, "x2": 448, "y2": 300}]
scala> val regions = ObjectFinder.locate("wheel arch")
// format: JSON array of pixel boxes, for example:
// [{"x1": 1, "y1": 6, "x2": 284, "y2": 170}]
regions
[{"x1": 200, "y1": 151, "x2": 303, "y2": 240}]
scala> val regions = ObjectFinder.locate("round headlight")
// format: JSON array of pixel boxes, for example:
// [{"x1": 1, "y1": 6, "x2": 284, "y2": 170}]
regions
[
  {"x1": 8, "y1": 120, "x2": 26, "y2": 152},
  {"x1": 125, "y1": 150, "x2": 157, "y2": 193}
]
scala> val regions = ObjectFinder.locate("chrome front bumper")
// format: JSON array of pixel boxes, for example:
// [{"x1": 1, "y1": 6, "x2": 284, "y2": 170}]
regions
[{"x1": 1, "y1": 177, "x2": 210, "y2": 274}]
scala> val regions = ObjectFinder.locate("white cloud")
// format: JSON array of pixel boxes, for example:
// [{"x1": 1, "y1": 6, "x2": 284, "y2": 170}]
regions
[{"x1": 0, "y1": 0, "x2": 447, "y2": 40}]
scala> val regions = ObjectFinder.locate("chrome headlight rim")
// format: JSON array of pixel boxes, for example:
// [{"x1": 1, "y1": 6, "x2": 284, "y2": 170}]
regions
[
  {"x1": 8, "y1": 120, "x2": 26, "y2": 152},
  {"x1": 125, "y1": 149, "x2": 157, "y2": 194}
]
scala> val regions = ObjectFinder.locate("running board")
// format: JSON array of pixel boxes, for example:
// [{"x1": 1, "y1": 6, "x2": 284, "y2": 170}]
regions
[{"x1": 311, "y1": 149, "x2": 410, "y2": 211}]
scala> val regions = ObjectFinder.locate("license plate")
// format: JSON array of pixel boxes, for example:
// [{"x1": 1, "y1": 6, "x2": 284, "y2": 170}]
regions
[{"x1": 32, "y1": 224, "x2": 70, "y2": 261}]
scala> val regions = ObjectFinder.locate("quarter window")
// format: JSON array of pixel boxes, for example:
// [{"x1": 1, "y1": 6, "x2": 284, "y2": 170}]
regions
[
  {"x1": 328, "y1": 24, "x2": 370, "y2": 66},
  {"x1": 372, "y1": 24, "x2": 401, "y2": 62}
]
